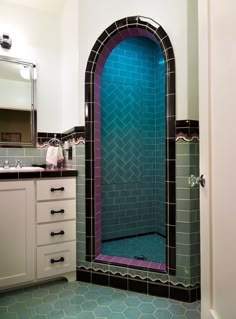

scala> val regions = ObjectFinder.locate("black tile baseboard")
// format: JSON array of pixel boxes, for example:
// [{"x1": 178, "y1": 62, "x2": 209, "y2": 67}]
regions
[{"x1": 76, "y1": 268, "x2": 200, "y2": 303}]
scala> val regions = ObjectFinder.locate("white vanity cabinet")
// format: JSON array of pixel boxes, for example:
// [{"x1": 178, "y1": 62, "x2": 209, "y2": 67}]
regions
[
  {"x1": 36, "y1": 178, "x2": 76, "y2": 280},
  {"x1": 0, "y1": 181, "x2": 35, "y2": 288},
  {"x1": 0, "y1": 176, "x2": 77, "y2": 290}
]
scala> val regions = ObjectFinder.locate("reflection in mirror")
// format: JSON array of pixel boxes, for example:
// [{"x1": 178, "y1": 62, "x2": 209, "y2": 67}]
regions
[{"x1": 0, "y1": 56, "x2": 36, "y2": 147}]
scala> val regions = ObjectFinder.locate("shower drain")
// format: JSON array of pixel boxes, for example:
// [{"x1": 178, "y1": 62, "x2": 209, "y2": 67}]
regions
[{"x1": 134, "y1": 255, "x2": 147, "y2": 261}]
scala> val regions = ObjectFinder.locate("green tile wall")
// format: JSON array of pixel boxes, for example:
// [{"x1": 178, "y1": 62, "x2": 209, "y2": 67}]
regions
[{"x1": 76, "y1": 138, "x2": 200, "y2": 288}]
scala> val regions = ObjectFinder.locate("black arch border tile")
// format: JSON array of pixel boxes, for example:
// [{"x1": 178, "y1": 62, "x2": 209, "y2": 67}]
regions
[{"x1": 85, "y1": 15, "x2": 176, "y2": 275}]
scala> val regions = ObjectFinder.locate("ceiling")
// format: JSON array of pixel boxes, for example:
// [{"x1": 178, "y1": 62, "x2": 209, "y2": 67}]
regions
[{"x1": 1, "y1": 0, "x2": 66, "y2": 14}]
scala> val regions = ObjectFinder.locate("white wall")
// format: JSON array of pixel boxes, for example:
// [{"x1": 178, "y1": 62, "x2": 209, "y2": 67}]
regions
[
  {"x1": 187, "y1": 0, "x2": 199, "y2": 120},
  {"x1": 61, "y1": 0, "x2": 79, "y2": 132},
  {"x1": 0, "y1": 2, "x2": 62, "y2": 132},
  {"x1": 77, "y1": 0, "x2": 197, "y2": 125}
]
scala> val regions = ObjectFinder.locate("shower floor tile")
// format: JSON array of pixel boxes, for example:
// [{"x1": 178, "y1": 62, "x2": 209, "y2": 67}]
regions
[
  {"x1": 0, "y1": 280, "x2": 200, "y2": 319},
  {"x1": 101, "y1": 233, "x2": 166, "y2": 263}
]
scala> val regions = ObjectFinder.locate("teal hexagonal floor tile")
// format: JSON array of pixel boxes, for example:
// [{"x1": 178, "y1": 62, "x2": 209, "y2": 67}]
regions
[
  {"x1": 139, "y1": 314, "x2": 156, "y2": 319},
  {"x1": 36, "y1": 303, "x2": 53, "y2": 315},
  {"x1": 81, "y1": 300, "x2": 98, "y2": 311},
  {"x1": 109, "y1": 301, "x2": 127, "y2": 312},
  {"x1": 70, "y1": 295, "x2": 86, "y2": 305},
  {"x1": 99, "y1": 287, "x2": 115, "y2": 295},
  {"x1": 139, "y1": 303, "x2": 155, "y2": 314},
  {"x1": 32, "y1": 315, "x2": 47, "y2": 319},
  {"x1": 8, "y1": 303, "x2": 26, "y2": 313},
  {"x1": 124, "y1": 307, "x2": 142, "y2": 319},
  {"x1": 186, "y1": 310, "x2": 201, "y2": 319},
  {"x1": 85, "y1": 291, "x2": 101, "y2": 300},
  {"x1": 47, "y1": 309, "x2": 65, "y2": 319},
  {"x1": 77, "y1": 311, "x2": 95, "y2": 319},
  {"x1": 63, "y1": 282, "x2": 79, "y2": 290},
  {"x1": 152, "y1": 299, "x2": 170, "y2": 309},
  {"x1": 64, "y1": 304, "x2": 82, "y2": 316},
  {"x1": 48, "y1": 283, "x2": 65, "y2": 294},
  {"x1": 15, "y1": 293, "x2": 32, "y2": 303},
  {"x1": 94, "y1": 305, "x2": 111, "y2": 317},
  {"x1": 32, "y1": 289, "x2": 49, "y2": 298},
  {"x1": 53, "y1": 299, "x2": 69, "y2": 309},
  {"x1": 0, "y1": 313, "x2": 17, "y2": 319},
  {"x1": 74, "y1": 287, "x2": 89, "y2": 295},
  {"x1": 58, "y1": 290, "x2": 75, "y2": 300},
  {"x1": 181, "y1": 301, "x2": 199, "y2": 310},
  {"x1": 18, "y1": 308, "x2": 35, "y2": 319},
  {"x1": 138, "y1": 295, "x2": 154, "y2": 303},
  {"x1": 172, "y1": 316, "x2": 186, "y2": 319},
  {"x1": 112, "y1": 292, "x2": 127, "y2": 302},
  {"x1": 97, "y1": 295, "x2": 113, "y2": 306},
  {"x1": 107, "y1": 313, "x2": 126, "y2": 319},
  {"x1": 153, "y1": 309, "x2": 172, "y2": 319},
  {"x1": 168, "y1": 304, "x2": 186, "y2": 315},
  {"x1": 24, "y1": 297, "x2": 43, "y2": 308},
  {"x1": 0, "y1": 306, "x2": 7, "y2": 313},
  {"x1": 124, "y1": 296, "x2": 141, "y2": 307},
  {"x1": 42, "y1": 294, "x2": 59, "y2": 304},
  {"x1": 0, "y1": 296, "x2": 16, "y2": 306}
]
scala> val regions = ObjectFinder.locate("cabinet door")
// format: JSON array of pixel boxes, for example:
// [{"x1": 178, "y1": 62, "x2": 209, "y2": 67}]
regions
[{"x1": 0, "y1": 181, "x2": 35, "y2": 288}]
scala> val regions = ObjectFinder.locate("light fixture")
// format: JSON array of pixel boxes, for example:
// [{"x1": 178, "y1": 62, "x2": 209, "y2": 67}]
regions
[{"x1": 0, "y1": 33, "x2": 12, "y2": 49}]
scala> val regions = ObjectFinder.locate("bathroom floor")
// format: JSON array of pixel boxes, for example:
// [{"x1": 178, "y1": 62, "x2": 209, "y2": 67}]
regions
[
  {"x1": 0, "y1": 280, "x2": 200, "y2": 319},
  {"x1": 102, "y1": 234, "x2": 166, "y2": 263}
]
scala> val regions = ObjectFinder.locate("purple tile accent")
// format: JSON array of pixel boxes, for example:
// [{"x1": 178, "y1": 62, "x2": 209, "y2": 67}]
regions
[
  {"x1": 111, "y1": 256, "x2": 123, "y2": 263},
  {"x1": 95, "y1": 254, "x2": 166, "y2": 271}
]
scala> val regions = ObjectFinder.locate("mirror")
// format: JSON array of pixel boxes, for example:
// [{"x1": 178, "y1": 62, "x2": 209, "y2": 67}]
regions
[{"x1": 0, "y1": 55, "x2": 36, "y2": 147}]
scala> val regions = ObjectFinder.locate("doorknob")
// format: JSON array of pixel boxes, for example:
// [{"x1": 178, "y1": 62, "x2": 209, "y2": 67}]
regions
[{"x1": 189, "y1": 174, "x2": 206, "y2": 187}]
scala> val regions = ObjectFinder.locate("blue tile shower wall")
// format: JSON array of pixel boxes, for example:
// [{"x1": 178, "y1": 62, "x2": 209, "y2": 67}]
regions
[{"x1": 101, "y1": 37, "x2": 166, "y2": 241}]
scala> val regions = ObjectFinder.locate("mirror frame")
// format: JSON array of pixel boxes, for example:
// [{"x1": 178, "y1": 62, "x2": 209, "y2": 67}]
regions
[{"x1": 0, "y1": 55, "x2": 37, "y2": 148}]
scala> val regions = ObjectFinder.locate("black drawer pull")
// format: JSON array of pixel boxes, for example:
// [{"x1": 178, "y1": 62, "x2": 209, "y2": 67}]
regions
[
  {"x1": 50, "y1": 230, "x2": 65, "y2": 237},
  {"x1": 51, "y1": 209, "x2": 65, "y2": 215},
  {"x1": 50, "y1": 257, "x2": 64, "y2": 264},
  {"x1": 50, "y1": 187, "x2": 65, "y2": 192}
]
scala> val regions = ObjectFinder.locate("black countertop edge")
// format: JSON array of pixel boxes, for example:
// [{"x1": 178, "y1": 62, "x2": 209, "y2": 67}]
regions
[{"x1": 0, "y1": 169, "x2": 78, "y2": 180}]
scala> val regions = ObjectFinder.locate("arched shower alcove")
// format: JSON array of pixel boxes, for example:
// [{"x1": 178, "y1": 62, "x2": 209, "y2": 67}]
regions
[{"x1": 85, "y1": 16, "x2": 176, "y2": 275}]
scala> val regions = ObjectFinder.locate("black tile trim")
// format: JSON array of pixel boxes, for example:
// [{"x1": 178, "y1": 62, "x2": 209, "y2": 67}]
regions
[
  {"x1": 85, "y1": 15, "x2": 176, "y2": 275},
  {"x1": 0, "y1": 169, "x2": 78, "y2": 180},
  {"x1": 176, "y1": 120, "x2": 199, "y2": 140},
  {"x1": 76, "y1": 268, "x2": 200, "y2": 302}
]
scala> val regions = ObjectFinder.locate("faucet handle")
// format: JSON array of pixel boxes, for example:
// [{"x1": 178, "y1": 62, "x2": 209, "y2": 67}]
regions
[
  {"x1": 15, "y1": 160, "x2": 22, "y2": 168},
  {"x1": 3, "y1": 160, "x2": 10, "y2": 168}
]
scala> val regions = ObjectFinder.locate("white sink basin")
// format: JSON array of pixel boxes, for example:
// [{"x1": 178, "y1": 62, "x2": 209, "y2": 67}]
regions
[{"x1": 0, "y1": 167, "x2": 44, "y2": 172}]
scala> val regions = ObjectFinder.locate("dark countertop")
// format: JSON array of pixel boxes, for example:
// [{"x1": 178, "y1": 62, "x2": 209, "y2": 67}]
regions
[{"x1": 0, "y1": 168, "x2": 78, "y2": 180}]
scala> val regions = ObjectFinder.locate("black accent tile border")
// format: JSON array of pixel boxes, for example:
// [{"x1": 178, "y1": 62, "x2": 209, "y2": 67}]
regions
[
  {"x1": 77, "y1": 268, "x2": 200, "y2": 303},
  {"x1": 176, "y1": 120, "x2": 199, "y2": 139},
  {"x1": 37, "y1": 126, "x2": 86, "y2": 145},
  {"x1": 0, "y1": 169, "x2": 78, "y2": 180},
  {"x1": 85, "y1": 15, "x2": 176, "y2": 276}
]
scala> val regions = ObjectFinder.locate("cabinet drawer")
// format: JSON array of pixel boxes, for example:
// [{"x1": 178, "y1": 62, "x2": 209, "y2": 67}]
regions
[
  {"x1": 36, "y1": 178, "x2": 76, "y2": 201},
  {"x1": 37, "y1": 242, "x2": 76, "y2": 279},
  {"x1": 37, "y1": 221, "x2": 76, "y2": 246},
  {"x1": 37, "y1": 200, "x2": 76, "y2": 223}
]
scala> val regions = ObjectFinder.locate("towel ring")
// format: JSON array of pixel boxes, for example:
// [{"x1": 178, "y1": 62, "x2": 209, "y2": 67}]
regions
[{"x1": 48, "y1": 134, "x2": 62, "y2": 146}]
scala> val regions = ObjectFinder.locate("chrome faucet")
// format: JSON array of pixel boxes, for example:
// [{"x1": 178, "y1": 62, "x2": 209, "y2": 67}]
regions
[
  {"x1": 3, "y1": 160, "x2": 10, "y2": 168},
  {"x1": 15, "y1": 160, "x2": 22, "y2": 169}
]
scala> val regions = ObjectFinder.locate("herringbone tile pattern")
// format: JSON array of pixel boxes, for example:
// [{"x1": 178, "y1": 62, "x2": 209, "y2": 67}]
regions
[{"x1": 101, "y1": 82, "x2": 142, "y2": 184}]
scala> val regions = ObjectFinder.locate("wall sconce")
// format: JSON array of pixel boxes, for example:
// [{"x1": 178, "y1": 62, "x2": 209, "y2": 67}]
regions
[{"x1": 0, "y1": 33, "x2": 12, "y2": 49}]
